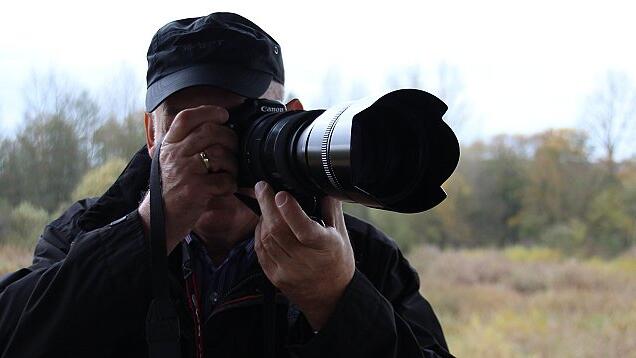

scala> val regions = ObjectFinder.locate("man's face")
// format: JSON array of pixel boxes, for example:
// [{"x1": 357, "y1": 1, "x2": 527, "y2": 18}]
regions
[{"x1": 151, "y1": 85, "x2": 259, "y2": 239}]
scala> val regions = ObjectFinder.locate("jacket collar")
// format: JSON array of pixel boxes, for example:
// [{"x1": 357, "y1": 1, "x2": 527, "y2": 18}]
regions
[{"x1": 78, "y1": 146, "x2": 151, "y2": 231}]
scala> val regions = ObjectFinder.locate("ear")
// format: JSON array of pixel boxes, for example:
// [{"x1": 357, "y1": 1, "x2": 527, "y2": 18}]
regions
[
  {"x1": 144, "y1": 112, "x2": 156, "y2": 156},
  {"x1": 285, "y1": 98, "x2": 304, "y2": 111}
]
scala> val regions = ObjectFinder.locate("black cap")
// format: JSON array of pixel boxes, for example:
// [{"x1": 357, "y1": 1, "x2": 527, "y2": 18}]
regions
[{"x1": 145, "y1": 12, "x2": 284, "y2": 112}]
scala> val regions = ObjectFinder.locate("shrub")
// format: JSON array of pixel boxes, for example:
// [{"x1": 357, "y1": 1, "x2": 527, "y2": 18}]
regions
[
  {"x1": 71, "y1": 157, "x2": 127, "y2": 201},
  {"x1": 4, "y1": 202, "x2": 50, "y2": 248},
  {"x1": 539, "y1": 219, "x2": 587, "y2": 253}
]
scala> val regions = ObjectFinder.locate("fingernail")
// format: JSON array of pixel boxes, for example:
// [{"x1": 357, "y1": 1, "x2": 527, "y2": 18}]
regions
[
  {"x1": 275, "y1": 192, "x2": 288, "y2": 207},
  {"x1": 255, "y1": 181, "x2": 266, "y2": 195}
]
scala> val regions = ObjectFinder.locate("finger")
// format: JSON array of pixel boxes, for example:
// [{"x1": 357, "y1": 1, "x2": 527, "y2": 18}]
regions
[
  {"x1": 261, "y1": 232, "x2": 292, "y2": 263},
  {"x1": 255, "y1": 241, "x2": 278, "y2": 273},
  {"x1": 209, "y1": 172, "x2": 237, "y2": 196},
  {"x1": 268, "y1": 227, "x2": 304, "y2": 258},
  {"x1": 193, "y1": 171, "x2": 237, "y2": 197},
  {"x1": 255, "y1": 181, "x2": 284, "y2": 225},
  {"x1": 254, "y1": 220, "x2": 263, "y2": 252},
  {"x1": 254, "y1": 223, "x2": 278, "y2": 271},
  {"x1": 275, "y1": 191, "x2": 323, "y2": 245},
  {"x1": 195, "y1": 145, "x2": 238, "y2": 176},
  {"x1": 180, "y1": 123, "x2": 238, "y2": 157},
  {"x1": 321, "y1": 196, "x2": 346, "y2": 231},
  {"x1": 186, "y1": 146, "x2": 238, "y2": 177},
  {"x1": 164, "y1": 105, "x2": 229, "y2": 143}
]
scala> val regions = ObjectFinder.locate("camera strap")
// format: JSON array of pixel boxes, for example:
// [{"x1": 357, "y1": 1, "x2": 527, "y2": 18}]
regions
[{"x1": 146, "y1": 142, "x2": 182, "y2": 358}]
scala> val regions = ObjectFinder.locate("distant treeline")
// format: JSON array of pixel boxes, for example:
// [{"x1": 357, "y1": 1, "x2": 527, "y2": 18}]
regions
[
  {"x1": 347, "y1": 129, "x2": 636, "y2": 256},
  {"x1": 1, "y1": 69, "x2": 635, "y2": 257}
]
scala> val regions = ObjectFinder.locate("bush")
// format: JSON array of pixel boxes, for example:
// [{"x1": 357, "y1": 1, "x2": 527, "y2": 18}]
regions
[
  {"x1": 0, "y1": 198, "x2": 11, "y2": 242},
  {"x1": 539, "y1": 219, "x2": 587, "y2": 253},
  {"x1": 4, "y1": 202, "x2": 50, "y2": 248},
  {"x1": 72, "y1": 157, "x2": 127, "y2": 201}
]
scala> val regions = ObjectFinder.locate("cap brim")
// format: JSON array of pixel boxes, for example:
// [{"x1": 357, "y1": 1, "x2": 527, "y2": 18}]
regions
[{"x1": 145, "y1": 63, "x2": 273, "y2": 112}]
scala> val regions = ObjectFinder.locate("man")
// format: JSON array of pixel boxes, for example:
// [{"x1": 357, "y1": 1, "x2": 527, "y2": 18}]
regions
[{"x1": 0, "y1": 12, "x2": 452, "y2": 358}]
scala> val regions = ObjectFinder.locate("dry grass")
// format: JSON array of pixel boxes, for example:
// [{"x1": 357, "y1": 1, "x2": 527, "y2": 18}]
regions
[
  {"x1": 410, "y1": 246, "x2": 636, "y2": 357},
  {"x1": 0, "y1": 244, "x2": 33, "y2": 275}
]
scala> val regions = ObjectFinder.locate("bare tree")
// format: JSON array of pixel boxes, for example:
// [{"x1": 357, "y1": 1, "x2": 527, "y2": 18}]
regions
[
  {"x1": 23, "y1": 71, "x2": 101, "y2": 133},
  {"x1": 21, "y1": 70, "x2": 101, "y2": 165},
  {"x1": 582, "y1": 70, "x2": 636, "y2": 178},
  {"x1": 98, "y1": 64, "x2": 144, "y2": 120},
  {"x1": 385, "y1": 63, "x2": 469, "y2": 134},
  {"x1": 433, "y1": 63, "x2": 469, "y2": 133}
]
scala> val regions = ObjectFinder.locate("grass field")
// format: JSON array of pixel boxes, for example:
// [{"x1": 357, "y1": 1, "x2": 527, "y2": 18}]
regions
[
  {"x1": 1, "y1": 244, "x2": 635, "y2": 357},
  {"x1": 410, "y1": 245, "x2": 636, "y2": 357}
]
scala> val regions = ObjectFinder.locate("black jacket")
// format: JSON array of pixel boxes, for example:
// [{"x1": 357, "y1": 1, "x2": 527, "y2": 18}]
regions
[{"x1": 0, "y1": 147, "x2": 452, "y2": 358}]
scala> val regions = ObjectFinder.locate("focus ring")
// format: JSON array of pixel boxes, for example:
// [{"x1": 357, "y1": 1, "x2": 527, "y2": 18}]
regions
[{"x1": 321, "y1": 105, "x2": 349, "y2": 191}]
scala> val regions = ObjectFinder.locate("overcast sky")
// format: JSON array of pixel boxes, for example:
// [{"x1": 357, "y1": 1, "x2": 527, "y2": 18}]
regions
[{"x1": 1, "y1": 0, "x2": 635, "y2": 143}]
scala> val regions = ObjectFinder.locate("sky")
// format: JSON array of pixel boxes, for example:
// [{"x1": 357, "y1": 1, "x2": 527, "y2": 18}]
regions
[{"x1": 1, "y1": 0, "x2": 635, "y2": 144}]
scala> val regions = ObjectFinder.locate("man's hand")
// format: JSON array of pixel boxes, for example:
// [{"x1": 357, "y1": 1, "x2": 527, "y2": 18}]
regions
[
  {"x1": 254, "y1": 181, "x2": 355, "y2": 330},
  {"x1": 138, "y1": 105, "x2": 239, "y2": 253}
]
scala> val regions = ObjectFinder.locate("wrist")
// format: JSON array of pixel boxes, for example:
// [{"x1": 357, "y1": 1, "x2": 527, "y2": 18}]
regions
[
  {"x1": 137, "y1": 193, "x2": 182, "y2": 254},
  {"x1": 137, "y1": 194, "x2": 151, "y2": 239},
  {"x1": 295, "y1": 271, "x2": 354, "y2": 330}
]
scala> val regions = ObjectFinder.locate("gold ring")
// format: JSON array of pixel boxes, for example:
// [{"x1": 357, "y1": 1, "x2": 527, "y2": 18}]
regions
[{"x1": 198, "y1": 151, "x2": 211, "y2": 173}]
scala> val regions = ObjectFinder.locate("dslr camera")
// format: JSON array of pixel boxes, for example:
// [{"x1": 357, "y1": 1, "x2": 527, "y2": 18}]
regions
[{"x1": 227, "y1": 89, "x2": 460, "y2": 216}]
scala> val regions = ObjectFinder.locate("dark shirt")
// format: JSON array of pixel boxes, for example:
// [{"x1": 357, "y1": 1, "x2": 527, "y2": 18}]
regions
[{"x1": 184, "y1": 232, "x2": 256, "y2": 318}]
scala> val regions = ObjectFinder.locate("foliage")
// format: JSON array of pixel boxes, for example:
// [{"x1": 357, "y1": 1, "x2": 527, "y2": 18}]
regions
[
  {"x1": 2, "y1": 202, "x2": 50, "y2": 248},
  {"x1": 72, "y1": 157, "x2": 128, "y2": 201},
  {"x1": 347, "y1": 128, "x2": 636, "y2": 256},
  {"x1": 1, "y1": 71, "x2": 636, "y2": 257},
  {"x1": 0, "y1": 115, "x2": 87, "y2": 212},
  {"x1": 503, "y1": 245, "x2": 563, "y2": 263},
  {"x1": 92, "y1": 112, "x2": 146, "y2": 163}
]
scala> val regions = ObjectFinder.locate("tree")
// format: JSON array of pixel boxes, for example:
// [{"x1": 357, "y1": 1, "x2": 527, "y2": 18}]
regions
[
  {"x1": 3, "y1": 115, "x2": 86, "y2": 211},
  {"x1": 98, "y1": 64, "x2": 143, "y2": 121},
  {"x1": 585, "y1": 188, "x2": 635, "y2": 255},
  {"x1": 581, "y1": 71, "x2": 636, "y2": 179},
  {"x1": 23, "y1": 71, "x2": 102, "y2": 164},
  {"x1": 518, "y1": 129, "x2": 603, "y2": 242},
  {"x1": 459, "y1": 135, "x2": 531, "y2": 246},
  {"x1": 92, "y1": 112, "x2": 146, "y2": 163},
  {"x1": 385, "y1": 63, "x2": 469, "y2": 133},
  {"x1": 430, "y1": 62, "x2": 470, "y2": 133},
  {"x1": 72, "y1": 157, "x2": 128, "y2": 201}
]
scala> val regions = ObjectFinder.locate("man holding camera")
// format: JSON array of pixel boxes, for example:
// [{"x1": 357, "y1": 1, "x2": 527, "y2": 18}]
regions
[{"x1": 0, "y1": 12, "x2": 452, "y2": 358}]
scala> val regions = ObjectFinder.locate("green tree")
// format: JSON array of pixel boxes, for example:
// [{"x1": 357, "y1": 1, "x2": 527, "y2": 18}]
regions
[
  {"x1": 0, "y1": 115, "x2": 87, "y2": 212},
  {"x1": 518, "y1": 129, "x2": 602, "y2": 242},
  {"x1": 92, "y1": 112, "x2": 146, "y2": 163},
  {"x1": 585, "y1": 188, "x2": 635, "y2": 255},
  {"x1": 72, "y1": 157, "x2": 127, "y2": 201},
  {"x1": 460, "y1": 136, "x2": 530, "y2": 246}
]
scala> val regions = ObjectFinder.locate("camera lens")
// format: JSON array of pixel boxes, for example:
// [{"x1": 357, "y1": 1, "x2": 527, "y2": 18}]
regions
[{"x1": 229, "y1": 89, "x2": 459, "y2": 213}]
